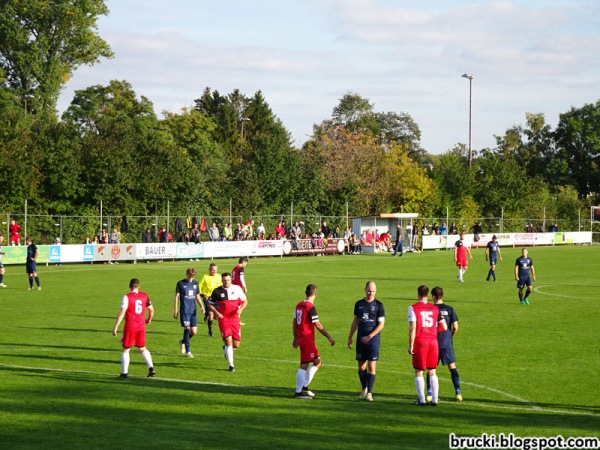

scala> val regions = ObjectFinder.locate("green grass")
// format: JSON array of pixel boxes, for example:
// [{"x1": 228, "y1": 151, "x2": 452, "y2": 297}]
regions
[{"x1": 1, "y1": 246, "x2": 599, "y2": 449}]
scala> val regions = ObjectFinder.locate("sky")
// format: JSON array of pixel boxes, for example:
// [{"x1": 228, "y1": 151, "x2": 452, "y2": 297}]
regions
[{"x1": 58, "y1": 0, "x2": 600, "y2": 154}]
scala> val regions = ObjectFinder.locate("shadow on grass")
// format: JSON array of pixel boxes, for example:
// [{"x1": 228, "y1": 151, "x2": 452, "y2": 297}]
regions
[{"x1": 0, "y1": 366, "x2": 598, "y2": 449}]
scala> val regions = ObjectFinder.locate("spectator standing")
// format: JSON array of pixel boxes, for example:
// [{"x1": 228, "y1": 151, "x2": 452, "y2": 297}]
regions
[
  {"x1": 9, "y1": 219, "x2": 21, "y2": 246},
  {"x1": 112, "y1": 278, "x2": 155, "y2": 379},
  {"x1": 208, "y1": 222, "x2": 220, "y2": 242},
  {"x1": 256, "y1": 222, "x2": 266, "y2": 239},
  {"x1": 110, "y1": 227, "x2": 121, "y2": 244},
  {"x1": 392, "y1": 224, "x2": 404, "y2": 257},
  {"x1": 321, "y1": 221, "x2": 331, "y2": 238},
  {"x1": 142, "y1": 227, "x2": 152, "y2": 243},
  {"x1": 449, "y1": 223, "x2": 458, "y2": 235}
]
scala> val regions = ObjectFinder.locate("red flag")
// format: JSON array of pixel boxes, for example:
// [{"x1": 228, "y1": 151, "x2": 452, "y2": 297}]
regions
[{"x1": 200, "y1": 217, "x2": 207, "y2": 232}]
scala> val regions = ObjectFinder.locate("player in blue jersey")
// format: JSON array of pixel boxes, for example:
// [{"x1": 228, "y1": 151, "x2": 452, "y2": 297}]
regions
[
  {"x1": 485, "y1": 235, "x2": 503, "y2": 281},
  {"x1": 426, "y1": 286, "x2": 462, "y2": 402},
  {"x1": 348, "y1": 281, "x2": 385, "y2": 402},
  {"x1": 173, "y1": 268, "x2": 205, "y2": 357},
  {"x1": 515, "y1": 248, "x2": 536, "y2": 305},
  {"x1": 25, "y1": 236, "x2": 41, "y2": 290}
]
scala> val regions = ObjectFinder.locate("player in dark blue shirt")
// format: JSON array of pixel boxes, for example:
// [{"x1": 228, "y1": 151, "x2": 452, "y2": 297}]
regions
[
  {"x1": 173, "y1": 268, "x2": 205, "y2": 357},
  {"x1": 26, "y1": 236, "x2": 41, "y2": 290},
  {"x1": 515, "y1": 248, "x2": 536, "y2": 305},
  {"x1": 348, "y1": 281, "x2": 385, "y2": 402},
  {"x1": 426, "y1": 286, "x2": 462, "y2": 402},
  {"x1": 485, "y1": 235, "x2": 503, "y2": 281}
]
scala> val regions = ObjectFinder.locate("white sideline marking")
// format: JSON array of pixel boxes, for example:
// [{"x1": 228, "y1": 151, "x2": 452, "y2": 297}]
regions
[
  {"x1": 2, "y1": 362, "x2": 596, "y2": 417},
  {"x1": 534, "y1": 285, "x2": 582, "y2": 299}
]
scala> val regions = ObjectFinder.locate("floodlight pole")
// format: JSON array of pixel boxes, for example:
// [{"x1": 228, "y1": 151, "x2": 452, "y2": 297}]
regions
[{"x1": 462, "y1": 74, "x2": 474, "y2": 169}]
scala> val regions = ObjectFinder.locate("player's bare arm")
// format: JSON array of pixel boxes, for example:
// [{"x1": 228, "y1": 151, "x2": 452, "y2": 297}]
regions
[
  {"x1": 237, "y1": 299, "x2": 248, "y2": 317},
  {"x1": 146, "y1": 305, "x2": 154, "y2": 325},
  {"x1": 408, "y1": 322, "x2": 416, "y2": 354},
  {"x1": 112, "y1": 308, "x2": 126, "y2": 336},
  {"x1": 209, "y1": 303, "x2": 222, "y2": 319},
  {"x1": 347, "y1": 316, "x2": 358, "y2": 349},
  {"x1": 292, "y1": 319, "x2": 299, "y2": 348},
  {"x1": 316, "y1": 321, "x2": 335, "y2": 346},
  {"x1": 173, "y1": 293, "x2": 180, "y2": 319},
  {"x1": 195, "y1": 295, "x2": 206, "y2": 314}
]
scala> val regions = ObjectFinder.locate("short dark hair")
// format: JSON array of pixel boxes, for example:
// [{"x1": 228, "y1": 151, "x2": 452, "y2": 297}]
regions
[
  {"x1": 221, "y1": 272, "x2": 231, "y2": 279},
  {"x1": 239, "y1": 256, "x2": 248, "y2": 263},
  {"x1": 431, "y1": 286, "x2": 443, "y2": 300},
  {"x1": 305, "y1": 284, "x2": 317, "y2": 297},
  {"x1": 417, "y1": 285, "x2": 429, "y2": 298},
  {"x1": 129, "y1": 278, "x2": 140, "y2": 289}
]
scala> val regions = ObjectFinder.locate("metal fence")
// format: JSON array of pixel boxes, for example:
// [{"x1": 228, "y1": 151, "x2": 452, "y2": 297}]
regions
[{"x1": 3, "y1": 212, "x2": 597, "y2": 245}]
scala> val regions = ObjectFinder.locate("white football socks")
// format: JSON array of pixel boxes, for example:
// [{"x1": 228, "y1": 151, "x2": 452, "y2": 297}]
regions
[{"x1": 415, "y1": 376, "x2": 425, "y2": 403}]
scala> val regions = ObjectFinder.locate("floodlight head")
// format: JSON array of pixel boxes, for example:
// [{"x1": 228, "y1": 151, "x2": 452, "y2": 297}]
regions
[{"x1": 462, "y1": 73, "x2": 474, "y2": 80}]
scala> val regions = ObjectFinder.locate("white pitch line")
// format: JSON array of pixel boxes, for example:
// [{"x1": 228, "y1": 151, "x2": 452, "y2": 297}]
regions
[
  {"x1": 0, "y1": 363, "x2": 596, "y2": 417},
  {"x1": 534, "y1": 285, "x2": 583, "y2": 299}
]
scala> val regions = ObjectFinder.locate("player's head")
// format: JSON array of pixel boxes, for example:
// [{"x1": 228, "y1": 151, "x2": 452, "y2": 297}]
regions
[
  {"x1": 208, "y1": 263, "x2": 218, "y2": 275},
  {"x1": 522, "y1": 248, "x2": 528, "y2": 257},
  {"x1": 221, "y1": 272, "x2": 232, "y2": 287},
  {"x1": 492, "y1": 235, "x2": 497, "y2": 241},
  {"x1": 459, "y1": 232, "x2": 465, "y2": 239},
  {"x1": 186, "y1": 268, "x2": 196, "y2": 279},
  {"x1": 129, "y1": 278, "x2": 140, "y2": 290},
  {"x1": 431, "y1": 286, "x2": 443, "y2": 302},
  {"x1": 417, "y1": 285, "x2": 429, "y2": 300},
  {"x1": 365, "y1": 281, "x2": 376, "y2": 298},
  {"x1": 305, "y1": 284, "x2": 317, "y2": 298},
  {"x1": 239, "y1": 256, "x2": 248, "y2": 265},
  {"x1": 26, "y1": 236, "x2": 32, "y2": 244}
]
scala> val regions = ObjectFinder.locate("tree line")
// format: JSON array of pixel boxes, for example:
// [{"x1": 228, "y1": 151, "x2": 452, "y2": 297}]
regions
[{"x1": 1, "y1": 0, "x2": 598, "y2": 235}]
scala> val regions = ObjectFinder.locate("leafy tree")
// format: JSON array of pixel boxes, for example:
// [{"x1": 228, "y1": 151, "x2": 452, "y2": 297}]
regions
[
  {"x1": 0, "y1": 0, "x2": 113, "y2": 113},
  {"x1": 554, "y1": 100, "x2": 600, "y2": 199},
  {"x1": 432, "y1": 145, "x2": 474, "y2": 216}
]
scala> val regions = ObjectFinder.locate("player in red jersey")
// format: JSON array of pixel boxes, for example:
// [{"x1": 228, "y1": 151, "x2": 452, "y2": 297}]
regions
[
  {"x1": 454, "y1": 232, "x2": 472, "y2": 282},
  {"x1": 408, "y1": 285, "x2": 446, "y2": 405},
  {"x1": 292, "y1": 284, "x2": 335, "y2": 399},
  {"x1": 112, "y1": 278, "x2": 155, "y2": 379},
  {"x1": 231, "y1": 256, "x2": 248, "y2": 293},
  {"x1": 208, "y1": 273, "x2": 247, "y2": 372}
]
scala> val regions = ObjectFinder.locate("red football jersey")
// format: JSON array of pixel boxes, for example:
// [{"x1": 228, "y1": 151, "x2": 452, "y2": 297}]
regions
[
  {"x1": 409, "y1": 301, "x2": 442, "y2": 340},
  {"x1": 231, "y1": 264, "x2": 245, "y2": 289},
  {"x1": 123, "y1": 291, "x2": 151, "y2": 332},
  {"x1": 294, "y1": 300, "x2": 318, "y2": 340},
  {"x1": 211, "y1": 284, "x2": 247, "y2": 319}
]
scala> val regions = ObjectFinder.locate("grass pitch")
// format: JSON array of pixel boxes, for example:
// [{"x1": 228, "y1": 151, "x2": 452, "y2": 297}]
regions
[{"x1": 0, "y1": 245, "x2": 599, "y2": 449}]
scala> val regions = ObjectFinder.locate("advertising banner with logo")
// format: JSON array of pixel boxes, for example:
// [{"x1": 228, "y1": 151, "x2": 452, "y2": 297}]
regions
[
  {"x1": 95, "y1": 244, "x2": 136, "y2": 262},
  {"x1": 282, "y1": 238, "x2": 346, "y2": 256},
  {"x1": 175, "y1": 243, "x2": 204, "y2": 260},
  {"x1": 135, "y1": 243, "x2": 178, "y2": 261},
  {"x1": 2, "y1": 246, "x2": 50, "y2": 264},
  {"x1": 203, "y1": 240, "x2": 283, "y2": 258}
]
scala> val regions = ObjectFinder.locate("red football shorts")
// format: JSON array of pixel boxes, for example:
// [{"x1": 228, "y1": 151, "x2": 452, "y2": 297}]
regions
[
  {"x1": 412, "y1": 338, "x2": 439, "y2": 370},
  {"x1": 456, "y1": 256, "x2": 467, "y2": 268},
  {"x1": 219, "y1": 318, "x2": 241, "y2": 341},
  {"x1": 298, "y1": 337, "x2": 320, "y2": 363},
  {"x1": 121, "y1": 328, "x2": 146, "y2": 348}
]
